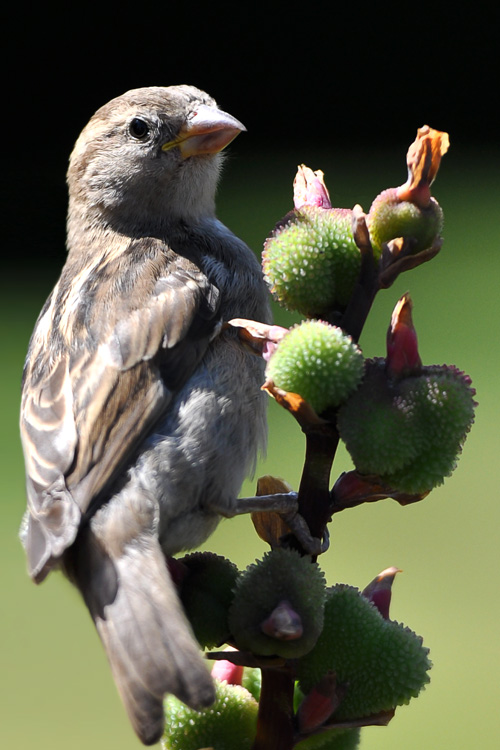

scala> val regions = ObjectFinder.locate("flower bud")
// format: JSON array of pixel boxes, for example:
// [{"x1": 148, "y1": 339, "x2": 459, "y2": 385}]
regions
[
  {"x1": 265, "y1": 320, "x2": 364, "y2": 415},
  {"x1": 362, "y1": 567, "x2": 401, "y2": 620},
  {"x1": 297, "y1": 585, "x2": 431, "y2": 720},
  {"x1": 228, "y1": 548, "x2": 326, "y2": 658},
  {"x1": 367, "y1": 126, "x2": 449, "y2": 258},
  {"x1": 293, "y1": 164, "x2": 332, "y2": 209},
  {"x1": 262, "y1": 204, "x2": 361, "y2": 317},
  {"x1": 386, "y1": 294, "x2": 422, "y2": 379}
]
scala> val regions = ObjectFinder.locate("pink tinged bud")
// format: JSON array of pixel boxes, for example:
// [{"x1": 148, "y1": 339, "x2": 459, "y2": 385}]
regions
[
  {"x1": 293, "y1": 164, "x2": 332, "y2": 209},
  {"x1": 261, "y1": 325, "x2": 292, "y2": 362},
  {"x1": 386, "y1": 294, "x2": 422, "y2": 379},
  {"x1": 362, "y1": 567, "x2": 402, "y2": 620},
  {"x1": 297, "y1": 672, "x2": 342, "y2": 733},
  {"x1": 260, "y1": 599, "x2": 304, "y2": 641},
  {"x1": 211, "y1": 650, "x2": 244, "y2": 685},
  {"x1": 397, "y1": 125, "x2": 450, "y2": 207},
  {"x1": 227, "y1": 319, "x2": 289, "y2": 361}
]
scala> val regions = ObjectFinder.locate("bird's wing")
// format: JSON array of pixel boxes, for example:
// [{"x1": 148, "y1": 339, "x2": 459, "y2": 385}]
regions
[{"x1": 20, "y1": 251, "x2": 220, "y2": 582}]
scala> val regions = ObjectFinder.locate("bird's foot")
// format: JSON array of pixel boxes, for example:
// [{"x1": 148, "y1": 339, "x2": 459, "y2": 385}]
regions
[{"x1": 226, "y1": 492, "x2": 328, "y2": 557}]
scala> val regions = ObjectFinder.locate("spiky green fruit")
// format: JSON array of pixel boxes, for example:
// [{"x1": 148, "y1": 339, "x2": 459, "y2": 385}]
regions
[
  {"x1": 336, "y1": 359, "x2": 419, "y2": 475},
  {"x1": 295, "y1": 727, "x2": 361, "y2": 750},
  {"x1": 179, "y1": 552, "x2": 239, "y2": 649},
  {"x1": 266, "y1": 320, "x2": 364, "y2": 415},
  {"x1": 262, "y1": 207, "x2": 361, "y2": 316},
  {"x1": 337, "y1": 360, "x2": 476, "y2": 494},
  {"x1": 386, "y1": 365, "x2": 476, "y2": 493},
  {"x1": 367, "y1": 188, "x2": 443, "y2": 257},
  {"x1": 228, "y1": 548, "x2": 326, "y2": 658},
  {"x1": 163, "y1": 680, "x2": 258, "y2": 750},
  {"x1": 297, "y1": 585, "x2": 431, "y2": 720}
]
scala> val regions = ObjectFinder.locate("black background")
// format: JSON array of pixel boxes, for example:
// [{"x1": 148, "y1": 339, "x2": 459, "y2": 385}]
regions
[{"x1": 5, "y1": 3, "x2": 498, "y2": 271}]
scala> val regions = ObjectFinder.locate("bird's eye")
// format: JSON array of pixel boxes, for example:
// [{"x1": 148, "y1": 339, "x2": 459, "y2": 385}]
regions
[{"x1": 129, "y1": 118, "x2": 150, "y2": 139}]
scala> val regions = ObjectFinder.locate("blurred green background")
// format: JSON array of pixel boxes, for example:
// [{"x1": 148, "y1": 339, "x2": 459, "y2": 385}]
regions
[{"x1": 2, "y1": 143, "x2": 499, "y2": 750}]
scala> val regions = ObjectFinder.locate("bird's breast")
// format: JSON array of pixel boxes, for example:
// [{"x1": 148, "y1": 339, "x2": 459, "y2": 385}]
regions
[{"x1": 119, "y1": 333, "x2": 267, "y2": 556}]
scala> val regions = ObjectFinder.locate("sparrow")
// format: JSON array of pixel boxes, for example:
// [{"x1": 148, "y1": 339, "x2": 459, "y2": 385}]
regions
[{"x1": 19, "y1": 85, "x2": 272, "y2": 745}]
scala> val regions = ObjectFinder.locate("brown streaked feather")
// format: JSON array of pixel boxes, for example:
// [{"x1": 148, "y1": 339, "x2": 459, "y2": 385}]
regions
[
  {"x1": 64, "y1": 492, "x2": 216, "y2": 744},
  {"x1": 20, "y1": 237, "x2": 220, "y2": 581}
]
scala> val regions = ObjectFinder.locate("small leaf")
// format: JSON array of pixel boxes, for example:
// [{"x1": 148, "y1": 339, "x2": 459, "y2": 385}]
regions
[{"x1": 252, "y1": 476, "x2": 295, "y2": 548}]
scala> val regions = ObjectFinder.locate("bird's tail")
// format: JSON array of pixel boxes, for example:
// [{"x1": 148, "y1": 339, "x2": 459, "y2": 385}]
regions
[{"x1": 65, "y1": 510, "x2": 215, "y2": 745}]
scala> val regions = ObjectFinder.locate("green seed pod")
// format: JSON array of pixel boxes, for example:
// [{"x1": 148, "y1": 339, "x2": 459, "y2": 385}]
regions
[
  {"x1": 297, "y1": 585, "x2": 431, "y2": 720},
  {"x1": 367, "y1": 187, "x2": 443, "y2": 257},
  {"x1": 336, "y1": 359, "x2": 418, "y2": 474},
  {"x1": 228, "y1": 548, "x2": 326, "y2": 659},
  {"x1": 179, "y1": 552, "x2": 239, "y2": 649},
  {"x1": 262, "y1": 207, "x2": 361, "y2": 317},
  {"x1": 294, "y1": 727, "x2": 361, "y2": 750},
  {"x1": 266, "y1": 320, "x2": 365, "y2": 415},
  {"x1": 337, "y1": 360, "x2": 476, "y2": 494},
  {"x1": 163, "y1": 680, "x2": 258, "y2": 750},
  {"x1": 367, "y1": 125, "x2": 449, "y2": 259},
  {"x1": 385, "y1": 365, "x2": 477, "y2": 494}
]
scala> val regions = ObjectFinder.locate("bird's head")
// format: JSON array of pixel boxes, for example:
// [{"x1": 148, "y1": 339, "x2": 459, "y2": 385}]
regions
[{"x1": 67, "y1": 85, "x2": 245, "y2": 235}]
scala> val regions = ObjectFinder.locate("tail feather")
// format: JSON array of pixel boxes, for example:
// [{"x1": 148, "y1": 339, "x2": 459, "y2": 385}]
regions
[{"x1": 68, "y1": 519, "x2": 215, "y2": 745}]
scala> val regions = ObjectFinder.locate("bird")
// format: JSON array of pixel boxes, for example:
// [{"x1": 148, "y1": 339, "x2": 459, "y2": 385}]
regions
[{"x1": 19, "y1": 85, "x2": 272, "y2": 745}]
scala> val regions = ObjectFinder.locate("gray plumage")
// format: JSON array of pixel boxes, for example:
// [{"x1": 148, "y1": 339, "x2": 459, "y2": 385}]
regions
[{"x1": 20, "y1": 85, "x2": 270, "y2": 745}]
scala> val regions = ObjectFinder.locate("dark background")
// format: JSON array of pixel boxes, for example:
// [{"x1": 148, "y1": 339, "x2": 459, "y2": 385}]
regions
[{"x1": 5, "y1": 4, "x2": 499, "y2": 272}]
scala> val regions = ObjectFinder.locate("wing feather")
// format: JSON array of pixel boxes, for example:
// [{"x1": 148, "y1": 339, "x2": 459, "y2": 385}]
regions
[{"x1": 20, "y1": 246, "x2": 220, "y2": 581}]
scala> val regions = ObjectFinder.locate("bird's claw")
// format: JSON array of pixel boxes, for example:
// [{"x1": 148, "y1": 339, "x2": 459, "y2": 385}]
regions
[
  {"x1": 281, "y1": 510, "x2": 329, "y2": 556},
  {"x1": 229, "y1": 492, "x2": 329, "y2": 557}
]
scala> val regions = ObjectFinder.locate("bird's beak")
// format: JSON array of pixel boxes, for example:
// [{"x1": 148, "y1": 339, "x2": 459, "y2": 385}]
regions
[{"x1": 162, "y1": 105, "x2": 246, "y2": 158}]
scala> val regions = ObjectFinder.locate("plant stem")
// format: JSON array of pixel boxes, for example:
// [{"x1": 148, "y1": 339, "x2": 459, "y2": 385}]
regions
[
  {"x1": 252, "y1": 667, "x2": 296, "y2": 750},
  {"x1": 298, "y1": 426, "x2": 339, "y2": 545},
  {"x1": 340, "y1": 205, "x2": 379, "y2": 343}
]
